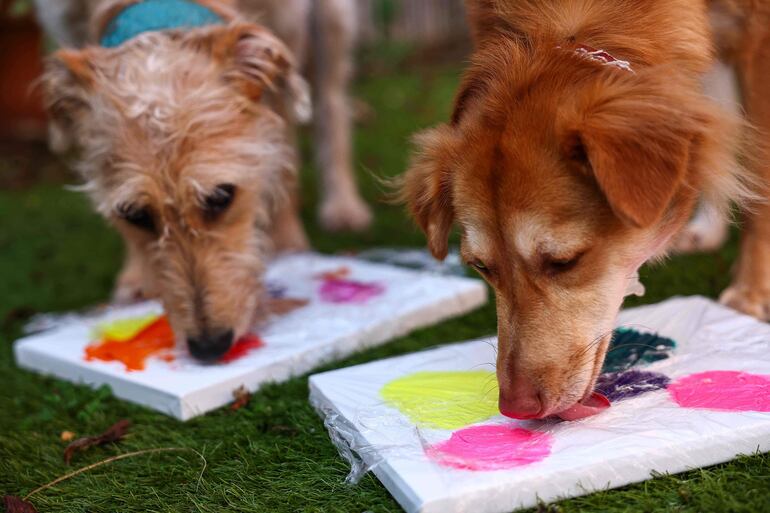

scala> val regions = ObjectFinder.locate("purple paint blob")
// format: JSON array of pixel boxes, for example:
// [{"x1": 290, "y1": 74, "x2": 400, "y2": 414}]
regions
[
  {"x1": 595, "y1": 370, "x2": 670, "y2": 402},
  {"x1": 668, "y1": 370, "x2": 770, "y2": 412},
  {"x1": 266, "y1": 281, "x2": 288, "y2": 299},
  {"x1": 319, "y1": 278, "x2": 385, "y2": 304},
  {"x1": 426, "y1": 425, "x2": 553, "y2": 471}
]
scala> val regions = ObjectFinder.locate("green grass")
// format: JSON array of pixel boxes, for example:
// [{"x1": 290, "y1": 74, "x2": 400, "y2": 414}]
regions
[{"x1": 1, "y1": 53, "x2": 769, "y2": 513}]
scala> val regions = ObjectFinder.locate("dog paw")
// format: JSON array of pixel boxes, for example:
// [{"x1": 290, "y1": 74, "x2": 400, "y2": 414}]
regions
[
  {"x1": 720, "y1": 284, "x2": 770, "y2": 321},
  {"x1": 112, "y1": 269, "x2": 154, "y2": 305},
  {"x1": 670, "y1": 202, "x2": 729, "y2": 254},
  {"x1": 112, "y1": 282, "x2": 147, "y2": 305},
  {"x1": 670, "y1": 217, "x2": 729, "y2": 254},
  {"x1": 320, "y1": 193, "x2": 372, "y2": 232}
]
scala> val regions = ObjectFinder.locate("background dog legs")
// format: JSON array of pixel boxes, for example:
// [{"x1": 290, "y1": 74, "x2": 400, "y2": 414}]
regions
[
  {"x1": 671, "y1": 60, "x2": 737, "y2": 254},
  {"x1": 242, "y1": 0, "x2": 372, "y2": 232},
  {"x1": 720, "y1": 27, "x2": 770, "y2": 320},
  {"x1": 311, "y1": 0, "x2": 372, "y2": 232},
  {"x1": 33, "y1": 0, "x2": 93, "y2": 47}
]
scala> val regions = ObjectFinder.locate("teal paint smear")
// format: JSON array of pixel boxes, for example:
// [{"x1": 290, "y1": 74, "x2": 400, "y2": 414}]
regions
[{"x1": 602, "y1": 328, "x2": 676, "y2": 373}]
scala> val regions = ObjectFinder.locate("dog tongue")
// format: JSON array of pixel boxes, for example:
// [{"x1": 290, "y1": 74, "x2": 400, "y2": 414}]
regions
[{"x1": 556, "y1": 392, "x2": 611, "y2": 421}]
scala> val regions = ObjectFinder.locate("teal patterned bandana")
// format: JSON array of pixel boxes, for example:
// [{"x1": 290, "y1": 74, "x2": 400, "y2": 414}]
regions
[{"x1": 100, "y1": 0, "x2": 224, "y2": 48}]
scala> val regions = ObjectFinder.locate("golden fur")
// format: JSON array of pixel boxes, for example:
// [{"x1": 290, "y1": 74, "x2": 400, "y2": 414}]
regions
[{"x1": 400, "y1": 0, "x2": 766, "y2": 418}]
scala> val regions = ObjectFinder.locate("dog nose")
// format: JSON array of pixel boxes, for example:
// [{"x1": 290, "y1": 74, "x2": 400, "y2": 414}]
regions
[
  {"x1": 498, "y1": 375, "x2": 543, "y2": 420},
  {"x1": 187, "y1": 329, "x2": 234, "y2": 362}
]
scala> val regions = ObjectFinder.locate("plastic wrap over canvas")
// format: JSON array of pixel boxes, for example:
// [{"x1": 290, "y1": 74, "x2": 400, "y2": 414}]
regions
[
  {"x1": 310, "y1": 296, "x2": 770, "y2": 513},
  {"x1": 14, "y1": 253, "x2": 486, "y2": 420}
]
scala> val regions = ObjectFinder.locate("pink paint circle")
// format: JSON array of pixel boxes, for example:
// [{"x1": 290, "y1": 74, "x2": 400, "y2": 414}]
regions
[
  {"x1": 318, "y1": 279, "x2": 385, "y2": 304},
  {"x1": 426, "y1": 425, "x2": 553, "y2": 471},
  {"x1": 668, "y1": 371, "x2": 770, "y2": 412}
]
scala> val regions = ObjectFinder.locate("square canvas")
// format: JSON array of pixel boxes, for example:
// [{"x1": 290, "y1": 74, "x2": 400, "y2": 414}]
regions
[
  {"x1": 310, "y1": 297, "x2": 770, "y2": 513},
  {"x1": 14, "y1": 253, "x2": 487, "y2": 420}
]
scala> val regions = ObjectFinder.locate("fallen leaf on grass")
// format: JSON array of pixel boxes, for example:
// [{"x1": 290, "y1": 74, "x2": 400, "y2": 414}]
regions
[
  {"x1": 60, "y1": 431, "x2": 75, "y2": 442},
  {"x1": 3, "y1": 495, "x2": 38, "y2": 513},
  {"x1": 63, "y1": 420, "x2": 130, "y2": 465},
  {"x1": 269, "y1": 425, "x2": 299, "y2": 436},
  {"x1": 230, "y1": 386, "x2": 251, "y2": 411}
]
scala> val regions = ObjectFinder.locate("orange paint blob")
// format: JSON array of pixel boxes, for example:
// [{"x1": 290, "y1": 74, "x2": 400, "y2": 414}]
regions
[
  {"x1": 86, "y1": 315, "x2": 266, "y2": 370},
  {"x1": 219, "y1": 334, "x2": 264, "y2": 363},
  {"x1": 85, "y1": 315, "x2": 175, "y2": 371}
]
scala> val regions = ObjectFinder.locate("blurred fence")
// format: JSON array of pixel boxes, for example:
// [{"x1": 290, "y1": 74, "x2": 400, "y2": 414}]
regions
[{"x1": 357, "y1": 0, "x2": 469, "y2": 45}]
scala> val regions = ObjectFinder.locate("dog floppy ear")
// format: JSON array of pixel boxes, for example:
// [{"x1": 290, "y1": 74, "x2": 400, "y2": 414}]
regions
[
  {"x1": 568, "y1": 85, "x2": 696, "y2": 228},
  {"x1": 209, "y1": 23, "x2": 311, "y2": 123},
  {"x1": 41, "y1": 48, "x2": 101, "y2": 153},
  {"x1": 465, "y1": 0, "x2": 510, "y2": 45},
  {"x1": 399, "y1": 126, "x2": 456, "y2": 260}
]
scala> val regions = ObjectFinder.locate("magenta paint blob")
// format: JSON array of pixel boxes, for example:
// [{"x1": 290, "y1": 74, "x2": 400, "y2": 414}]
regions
[
  {"x1": 426, "y1": 425, "x2": 553, "y2": 471},
  {"x1": 319, "y1": 278, "x2": 385, "y2": 304},
  {"x1": 668, "y1": 370, "x2": 770, "y2": 412}
]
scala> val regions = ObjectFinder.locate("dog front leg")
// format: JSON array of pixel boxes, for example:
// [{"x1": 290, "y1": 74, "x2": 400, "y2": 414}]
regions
[
  {"x1": 311, "y1": 0, "x2": 372, "y2": 232},
  {"x1": 113, "y1": 231, "x2": 157, "y2": 304},
  {"x1": 269, "y1": 189, "x2": 309, "y2": 253},
  {"x1": 720, "y1": 34, "x2": 770, "y2": 320},
  {"x1": 721, "y1": 204, "x2": 770, "y2": 321}
]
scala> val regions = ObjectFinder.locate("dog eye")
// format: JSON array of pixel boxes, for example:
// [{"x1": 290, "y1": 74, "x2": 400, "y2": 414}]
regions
[
  {"x1": 118, "y1": 204, "x2": 156, "y2": 233},
  {"x1": 469, "y1": 260, "x2": 490, "y2": 276},
  {"x1": 204, "y1": 184, "x2": 236, "y2": 219},
  {"x1": 544, "y1": 253, "x2": 583, "y2": 275}
]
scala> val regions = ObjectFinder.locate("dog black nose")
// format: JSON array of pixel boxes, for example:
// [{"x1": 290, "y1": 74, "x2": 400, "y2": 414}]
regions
[{"x1": 187, "y1": 329, "x2": 234, "y2": 362}]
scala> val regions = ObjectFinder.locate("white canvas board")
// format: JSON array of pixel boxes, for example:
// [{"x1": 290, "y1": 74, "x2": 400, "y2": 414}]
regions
[
  {"x1": 309, "y1": 297, "x2": 770, "y2": 513},
  {"x1": 14, "y1": 253, "x2": 487, "y2": 420}
]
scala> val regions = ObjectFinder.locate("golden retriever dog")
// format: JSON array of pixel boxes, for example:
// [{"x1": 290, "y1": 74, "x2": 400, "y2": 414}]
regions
[
  {"x1": 399, "y1": 0, "x2": 768, "y2": 419},
  {"x1": 39, "y1": 0, "x2": 315, "y2": 361}
]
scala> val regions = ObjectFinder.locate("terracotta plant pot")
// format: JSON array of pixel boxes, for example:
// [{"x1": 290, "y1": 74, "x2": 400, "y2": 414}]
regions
[{"x1": 0, "y1": 0, "x2": 47, "y2": 141}]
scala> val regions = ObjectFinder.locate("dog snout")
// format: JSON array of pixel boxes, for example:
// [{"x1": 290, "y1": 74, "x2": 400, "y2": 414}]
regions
[
  {"x1": 498, "y1": 373, "x2": 543, "y2": 420},
  {"x1": 187, "y1": 329, "x2": 234, "y2": 362}
]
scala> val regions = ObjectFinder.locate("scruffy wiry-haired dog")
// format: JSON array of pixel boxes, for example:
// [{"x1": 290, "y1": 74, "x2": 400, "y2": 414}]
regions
[
  {"x1": 399, "y1": 0, "x2": 769, "y2": 419},
  {"x1": 39, "y1": 1, "x2": 316, "y2": 361},
  {"x1": 36, "y1": 0, "x2": 372, "y2": 233}
]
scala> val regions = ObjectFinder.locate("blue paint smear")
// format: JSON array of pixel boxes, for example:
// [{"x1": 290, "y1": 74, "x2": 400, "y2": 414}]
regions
[{"x1": 266, "y1": 281, "x2": 288, "y2": 299}]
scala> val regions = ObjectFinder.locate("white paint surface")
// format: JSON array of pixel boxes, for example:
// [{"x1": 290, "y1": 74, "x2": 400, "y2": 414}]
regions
[{"x1": 14, "y1": 253, "x2": 487, "y2": 420}]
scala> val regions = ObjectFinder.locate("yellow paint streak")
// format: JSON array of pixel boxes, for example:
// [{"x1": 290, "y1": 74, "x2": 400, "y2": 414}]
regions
[
  {"x1": 95, "y1": 314, "x2": 160, "y2": 342},
  {"x1": 380, "y1": 371, "x2": 499, "y2": 430}
]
